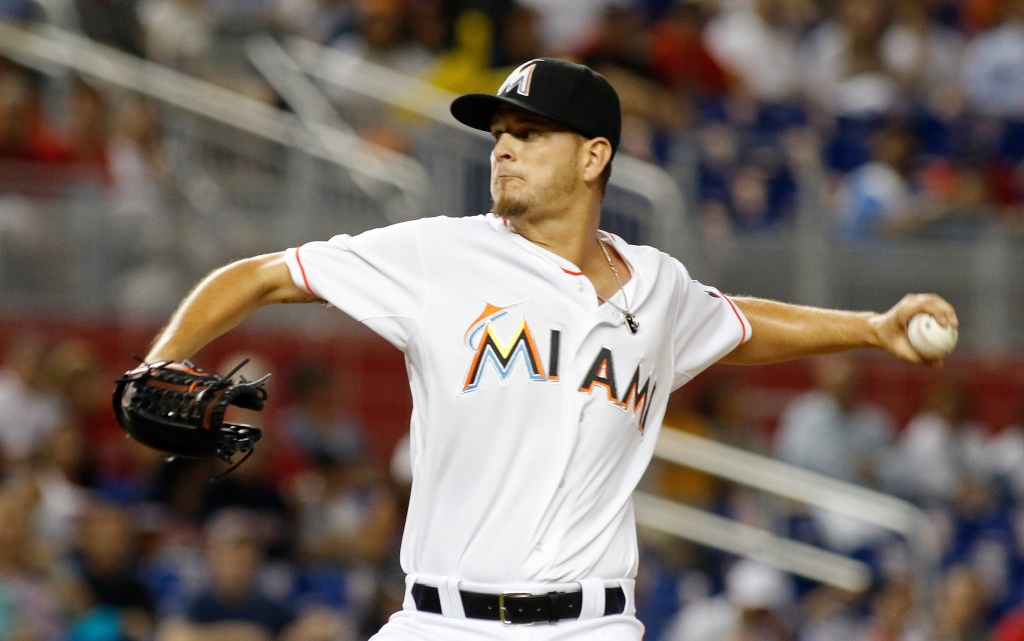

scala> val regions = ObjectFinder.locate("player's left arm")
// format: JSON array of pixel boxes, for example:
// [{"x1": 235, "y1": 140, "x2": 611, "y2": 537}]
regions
[{"x1": 718, "y1": 294, "x2": 958, "y2": 366}]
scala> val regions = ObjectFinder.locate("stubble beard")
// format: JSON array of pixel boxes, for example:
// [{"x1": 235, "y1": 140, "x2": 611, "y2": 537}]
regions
[
  {"x1": 492, "y1": 189, "x2": 530, "y2": 219},
  {"x1": 492, "y1": 154, "x2": 581, "y2": 220}
]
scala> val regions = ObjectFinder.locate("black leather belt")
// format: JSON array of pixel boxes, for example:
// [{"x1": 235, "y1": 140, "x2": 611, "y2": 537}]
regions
[{"x1": 411, "y1": 582, "x2": 626, "y2": 625}]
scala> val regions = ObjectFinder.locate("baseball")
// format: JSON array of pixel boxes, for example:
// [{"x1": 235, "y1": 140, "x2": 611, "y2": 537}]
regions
[{"x1": 907, "y1": 313, "x2": 958, "y2": 359}]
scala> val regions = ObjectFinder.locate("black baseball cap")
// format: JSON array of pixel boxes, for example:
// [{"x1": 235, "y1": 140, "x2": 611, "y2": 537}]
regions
[{"x1": 451, "y1": 58, "x2": 621, "y2": 155}]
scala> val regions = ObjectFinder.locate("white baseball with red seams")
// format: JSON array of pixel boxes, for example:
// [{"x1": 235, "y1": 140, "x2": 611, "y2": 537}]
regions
[
  {"x1": 907, "y1": 313, "x2": 958, "y2": 359},
  {"x1": 285, "y1": 214, "x2": 751, "y2": 638}
]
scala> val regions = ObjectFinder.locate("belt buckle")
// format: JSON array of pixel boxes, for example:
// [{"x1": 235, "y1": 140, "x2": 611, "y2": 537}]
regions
[{"x1": 498, "y1": 592, "x2": 533, "y2": 625}]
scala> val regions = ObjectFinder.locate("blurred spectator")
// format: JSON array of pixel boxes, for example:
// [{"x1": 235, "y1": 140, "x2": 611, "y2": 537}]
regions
[
  {"x1": 499, "y1": 3, "x2": 542, "y2": 65},
  {"x1": 883, "y1": 0, "x2": 965, "y2": 102},
  {"x1": 649, "y1": 1, "x2": 731, "y2": 97},
  {"x1": 860, "y1": 580, "x2": 928, "y2": 641},
  {"x1": 201, "y1": 355, "x2": 294, "y2": 556},
  {"x1": 985, "y1": 402, "x2": 1024, "y2": 500},
  {"x1": 0, "y1": 480, "x2": 71, "y2": 641},
  {"x1": 704, "y1": 0, "x2": 803, "y2": 103},
  {"x1": 833, "y1": 121, "x2": 919, "y2": 238},
  {"x1": 160, "y1": 510, "x2": 294, "y2": 641},
  {"x1": 273, "y1": 0, "x2": 355, "y2": 44},
  {"x1": 152, "y1": 458, "x2": 216, "y2": 527},
  {"x1": 200, "y1": 443, "x2": 295, "y2": 559},
  {"x1": 139, "y1": 0, "x2": 215, "y2": 71},
  {"x1": 696, "y1": 119, "x2": 799, "y2": 231},
  {"x1": 66, "y1": 80, "x2": 112, "y2": 181},
  {"x1": 70, "y1": 502, "x2": 157, "y2": 641},
  {"x1": 650, "y1": 388, "x2": 728, "y2": 509},
  {"x1": 895, "y1": 378, "x2": 988, "y2": 504},
  {"x1": 662, "y1": 559, "x2": 795, "y2": 641},
  {"x1": 276, "y1": 364, "x2": 365, "y2": 478},
  {"x1": 799, "y1": 585, "x2": 868, "y2": 641},
  {"x1": 962, "y1": 0, "x2": 1024, "y2": 117},
  {"x1": 329, "y1": 0, "x2": 436, "y2": 77},
  {"x1": 651, "y1": 381, "x2": 766, "y2": 510},
  {"x1": 31, "y1": 425, "x2": 91, "y2": 553},
  {"x1": 802, "y1": 0, "x2": 900, "y2": 117},
  {"x1": 427, "y1": 9, "x2": 509, "y2": 94},
  {"x1": 773, "y1": 356, "x2": 895, "y2": 487},
  {"x1": 932, "y1": 565, "x2": 990, "y2": 641},
  {"x1": 294, "y1": 461, "x2": 399, "y2": 567},
  {"x1": 578, "y1": 7, "x2": 688, "y2": 160},
  {"x1": 0, "y1": 336, "x2": 63, "y2": 471},
  {"x1": 517, "y1": 0, "x2": 631, "y2": 54},
  {"x1": 43, "y1": 339, "x2": 110, "y2": 481},
  {"x1": 0, "y1": 69, "x2": 71, "y2": 164},
  {"x1": 109, "y1": 97, "x2": 170, "y2": 220},
  {"x1": 74, "y1": 0, "x2": 146, "y2": 57}
]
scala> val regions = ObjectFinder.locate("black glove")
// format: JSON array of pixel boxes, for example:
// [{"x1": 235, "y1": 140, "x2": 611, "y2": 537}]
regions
[{"x1": 113, "y1": 358, "x2": 268, "y2": 474}]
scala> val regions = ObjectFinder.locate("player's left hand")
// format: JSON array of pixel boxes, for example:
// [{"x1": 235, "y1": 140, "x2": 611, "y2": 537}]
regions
[{"x1": 868, "y1": 293, "x2": 958, "y2": 365}]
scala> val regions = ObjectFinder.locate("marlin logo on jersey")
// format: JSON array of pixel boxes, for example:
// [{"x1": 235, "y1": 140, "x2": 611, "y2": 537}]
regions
[
  {"x1": 462, "y1": 303, "x2": 561, "y2": 392},
  {"x1": 498, "y1": 60, "x2": 539, "y2": 97},
  {"x1": 579, "y1": 348, "x2": 657, "y2": 434}
]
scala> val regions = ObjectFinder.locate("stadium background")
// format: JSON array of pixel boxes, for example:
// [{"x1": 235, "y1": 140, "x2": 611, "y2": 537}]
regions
[{"x1": 1, "y1": 0, "x2": 1024, "y2": 639}]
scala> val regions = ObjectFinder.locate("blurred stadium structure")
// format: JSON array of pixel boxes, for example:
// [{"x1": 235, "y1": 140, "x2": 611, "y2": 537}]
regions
[{"x1": 1, "y1": 1, "x2": 1023, "y2": 640}]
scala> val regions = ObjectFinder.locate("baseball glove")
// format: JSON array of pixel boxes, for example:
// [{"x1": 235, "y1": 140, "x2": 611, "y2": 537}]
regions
[{"x1": 113, "y1": 359, "x2": 268, "y2": 475}]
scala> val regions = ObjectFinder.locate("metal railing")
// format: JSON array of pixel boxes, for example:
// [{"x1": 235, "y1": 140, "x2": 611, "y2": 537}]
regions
[
  {"x1": 0, "y1": 21, "x2": 439, "y2": 314},
  {"x1": 639, "y1": 428, "x2": 941, "y2": 600},
  {"x1": 633, "y1": 492, "x2": 872, "y2": 592}
]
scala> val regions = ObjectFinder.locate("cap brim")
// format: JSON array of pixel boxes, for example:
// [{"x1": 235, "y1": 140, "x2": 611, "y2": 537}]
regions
[{"x1": 450, "y1": 93, "x2": 582, "y2": 137}]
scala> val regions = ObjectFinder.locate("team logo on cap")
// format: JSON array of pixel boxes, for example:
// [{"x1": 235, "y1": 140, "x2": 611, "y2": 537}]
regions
[{"x1": 497, "y1": 60, "x2": 539, "y2": 97}]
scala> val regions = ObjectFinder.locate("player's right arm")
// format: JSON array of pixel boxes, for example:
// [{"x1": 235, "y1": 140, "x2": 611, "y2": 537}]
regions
[{"x1": 145, "y1": 252, "x2": 320, "y2": 363}]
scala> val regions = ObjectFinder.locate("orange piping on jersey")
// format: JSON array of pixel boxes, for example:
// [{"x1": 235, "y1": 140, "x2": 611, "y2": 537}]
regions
[
  {"x1": 295, "y1": 247, "x2": 314, "y2": 295},
  {"x1": 722, "y1": 294, "x2": 747, "y2": 345},
  {"x1": 561, "y1": 267, "x2": 583, "y2": 276}
]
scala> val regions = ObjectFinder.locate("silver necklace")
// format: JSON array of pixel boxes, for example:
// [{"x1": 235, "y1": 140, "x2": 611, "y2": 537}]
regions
[{"x1": 596, "y1": 238, "x2": 639, "y2": 334}]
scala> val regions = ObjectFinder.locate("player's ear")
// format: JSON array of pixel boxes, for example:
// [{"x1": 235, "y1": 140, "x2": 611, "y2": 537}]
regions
[{"x1": 582, "y1": 137, "x2": 612, "y2": 186}]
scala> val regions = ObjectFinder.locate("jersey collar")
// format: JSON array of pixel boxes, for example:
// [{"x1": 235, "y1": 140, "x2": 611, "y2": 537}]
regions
[{"x1": 484, "y1": 213, "x2": 646, "y2": 319}]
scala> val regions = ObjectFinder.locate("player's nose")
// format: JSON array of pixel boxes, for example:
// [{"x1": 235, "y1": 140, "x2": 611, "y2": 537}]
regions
[{"x1": 492, "y1": 133, "x2": 516, "y2": 161}]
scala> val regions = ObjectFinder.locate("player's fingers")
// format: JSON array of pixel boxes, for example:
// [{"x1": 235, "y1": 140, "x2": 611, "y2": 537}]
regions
[
  {"x1": 894, "y1": 294, "x2": 958, "y2": 328},
  {"x1": 888, "y1": 334, "x2": 926, "y2": 365}
]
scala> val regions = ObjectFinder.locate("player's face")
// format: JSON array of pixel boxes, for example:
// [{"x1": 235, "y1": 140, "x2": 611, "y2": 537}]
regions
[{"x1": 489, "y1": 106, "x2": 586, "y2": 219}]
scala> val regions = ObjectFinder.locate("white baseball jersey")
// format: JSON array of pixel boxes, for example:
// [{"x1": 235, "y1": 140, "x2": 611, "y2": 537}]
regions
[{"x1": 285, "y1": 214, "x2": 750, "y2": 586}]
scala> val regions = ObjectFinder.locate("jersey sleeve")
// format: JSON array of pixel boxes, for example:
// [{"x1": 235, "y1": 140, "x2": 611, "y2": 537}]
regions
[
  {"x1": 670, "y1": 259, "x2": 752, "y2": 390},
  {"x1": 285, "y1": 220, "x2": 426, "y2": 350}
]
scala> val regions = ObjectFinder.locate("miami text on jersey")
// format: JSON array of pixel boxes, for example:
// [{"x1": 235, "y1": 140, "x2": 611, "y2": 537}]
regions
[
  {"x1": 579, "y1": 348, "x2": 657, "y2": 434},
  {"x1": 462, "y1": 303, "x2": 559, "y2": 392}
]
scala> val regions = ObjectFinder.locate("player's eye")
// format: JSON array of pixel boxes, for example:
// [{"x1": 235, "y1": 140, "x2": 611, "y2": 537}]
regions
[{"x1": 523, "y1": 129, "x2": 540, "y2": 140}]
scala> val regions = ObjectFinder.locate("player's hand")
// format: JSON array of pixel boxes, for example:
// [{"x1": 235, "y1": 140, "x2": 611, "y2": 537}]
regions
[{"x1": 868, "y1": 293, "x2": 958, "y2": 366}]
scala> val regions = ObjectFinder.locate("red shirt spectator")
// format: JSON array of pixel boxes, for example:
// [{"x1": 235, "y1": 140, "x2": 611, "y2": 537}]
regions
[{"x1": 649, "y1": 4, "x2": 732, "y2": 96}]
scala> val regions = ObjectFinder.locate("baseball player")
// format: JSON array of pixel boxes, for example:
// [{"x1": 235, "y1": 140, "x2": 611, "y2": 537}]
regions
[{"x1": 143, "y1": 59, "x2": 957, "y2": 640}]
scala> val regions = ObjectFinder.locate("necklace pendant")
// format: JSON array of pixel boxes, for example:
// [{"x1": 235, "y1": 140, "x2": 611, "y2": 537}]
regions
[{"x1": 624, "y1": 311, "x2": 639, "y2": 334}]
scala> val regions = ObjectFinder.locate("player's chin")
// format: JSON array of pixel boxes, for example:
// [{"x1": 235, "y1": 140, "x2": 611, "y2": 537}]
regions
[{"x1": 492, "y1": 195, "x2": 529, "y2": 218}]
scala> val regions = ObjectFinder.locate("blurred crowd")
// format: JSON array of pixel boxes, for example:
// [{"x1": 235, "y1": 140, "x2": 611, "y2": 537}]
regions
[
  {"x1": 4, "y1": 0, "x2": 1024, "y2": 240},
  {"x1": 0, "y1": 335, "x2": 406, "y2": 641},
  {"x1": 2, "y1": 1, "x2": 1024, "y2": 638},
  {"x1": 642, "y1": 355, "x2": 1024, "y2": 641},
  {"x1": 2, "y1": 332, "x2": 1024, "y2": 641}
]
